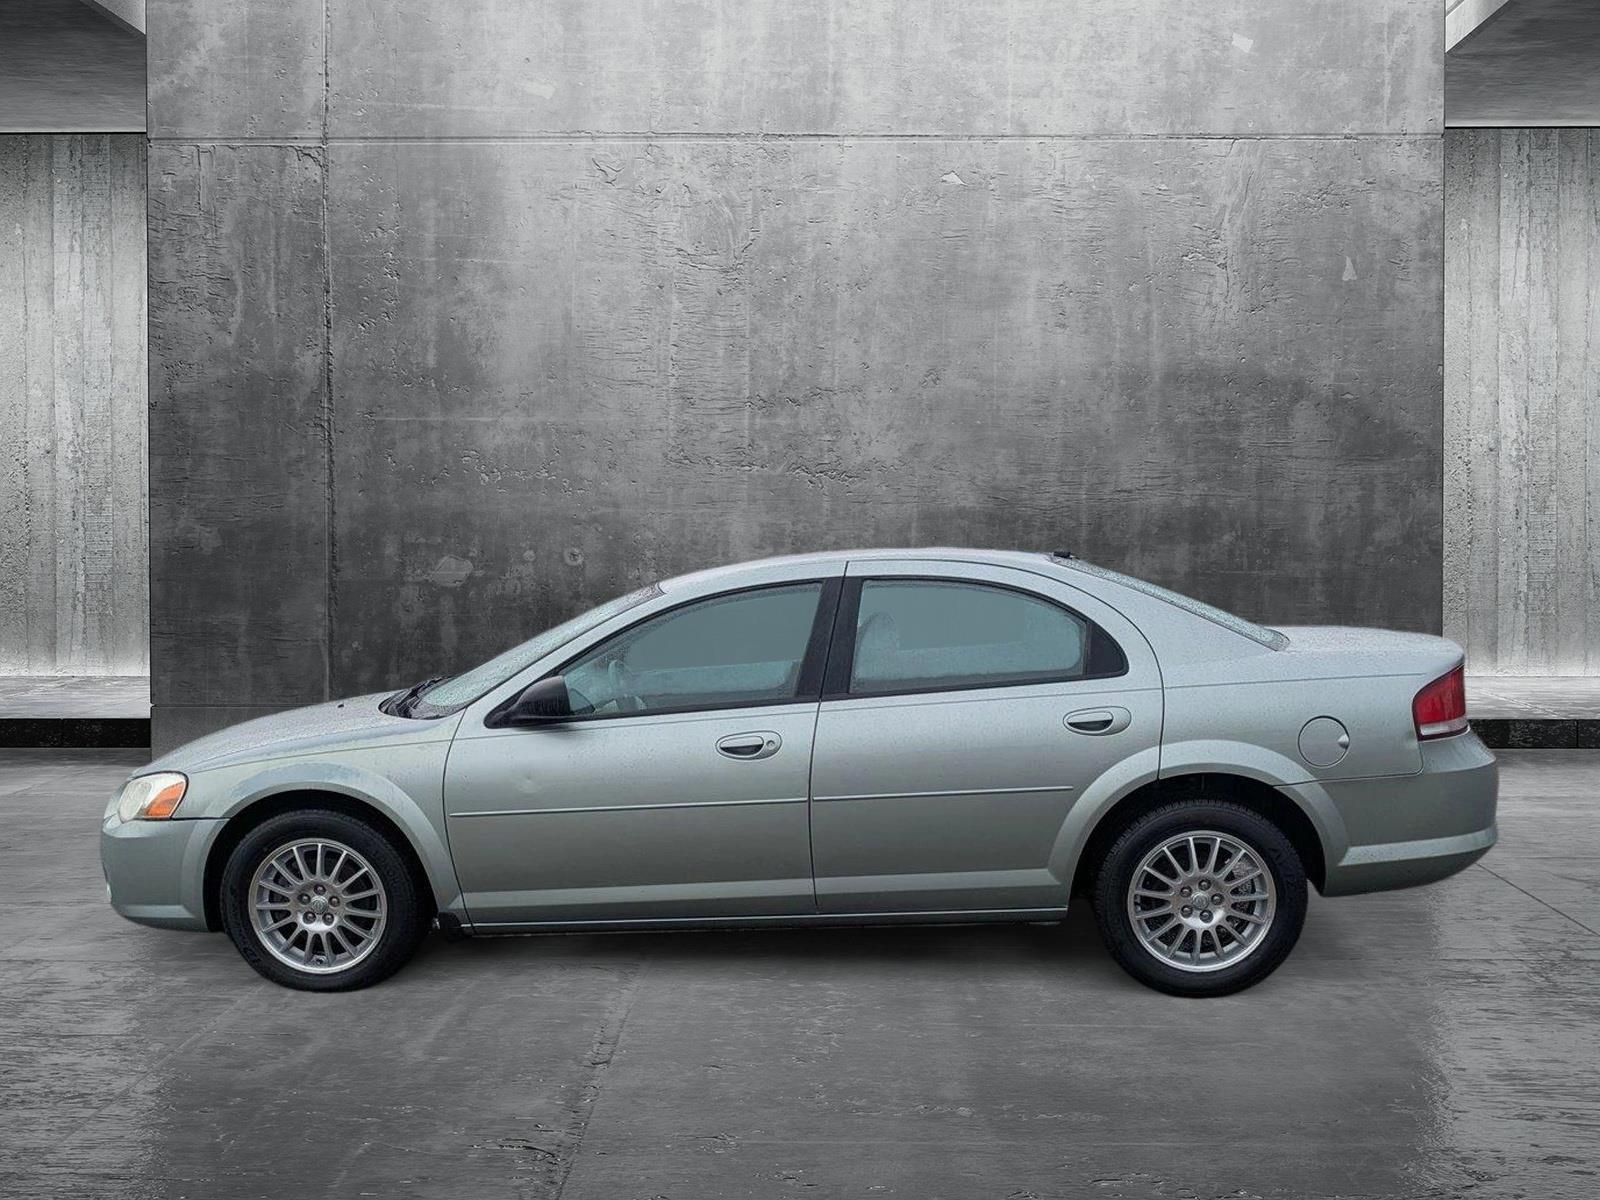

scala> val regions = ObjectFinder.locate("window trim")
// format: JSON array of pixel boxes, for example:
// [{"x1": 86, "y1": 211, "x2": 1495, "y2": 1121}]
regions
[
  {"x1": 488, "y1": 577, "x2": 843, "y2": 726},
  {"x1": 822, "y1": 575, "x2": 1129, "y2": 702}
]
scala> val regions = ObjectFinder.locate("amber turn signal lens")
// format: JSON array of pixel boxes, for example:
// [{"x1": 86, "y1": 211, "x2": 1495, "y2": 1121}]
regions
[{"x1": 143, "y1": 779, "x2": 188, "y2": 819}]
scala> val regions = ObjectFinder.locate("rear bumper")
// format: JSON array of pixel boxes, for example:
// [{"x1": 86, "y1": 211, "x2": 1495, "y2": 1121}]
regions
[
  {"x1": 1300, "y1": 733, "x2": 1498, "y2": 897},
  {"x1": 100, "y1": 812, "x2": 221, "y2": 930}
]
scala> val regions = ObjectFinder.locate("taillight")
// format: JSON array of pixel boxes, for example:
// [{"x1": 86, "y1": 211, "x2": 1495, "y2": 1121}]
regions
[{"x1": 1413, "y1": 664, "x2": 1468, "y2": 740}]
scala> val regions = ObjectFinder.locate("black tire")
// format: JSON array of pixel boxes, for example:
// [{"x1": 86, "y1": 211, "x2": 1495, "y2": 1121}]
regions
[
  {"x1": 220, "y1": 808, "x2": 431, "y2": 991},
  {"x1": 1091, "y1": 800, "x2": 1307, "y2": 997}
]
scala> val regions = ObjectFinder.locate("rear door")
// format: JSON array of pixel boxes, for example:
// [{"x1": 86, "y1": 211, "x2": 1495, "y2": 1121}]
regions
[{"x1": 808, "y1": 559, "x2": 1161, "y2": 914}]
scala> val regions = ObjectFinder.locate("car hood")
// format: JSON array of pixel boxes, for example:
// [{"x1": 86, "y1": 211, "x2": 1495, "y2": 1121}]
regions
[{"x1": 146, "y1": 693, "x2": 461, "y2": 775}]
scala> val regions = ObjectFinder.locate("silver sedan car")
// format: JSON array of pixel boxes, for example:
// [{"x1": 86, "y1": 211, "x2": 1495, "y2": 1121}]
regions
[{"x1": 102, "y1": 549, "x2": 1497, "y2": 996}]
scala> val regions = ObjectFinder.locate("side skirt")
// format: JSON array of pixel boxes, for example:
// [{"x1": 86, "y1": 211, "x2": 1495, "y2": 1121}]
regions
[{"x1": 460, "y1": 906, "x2": 1071, "y2": 936}]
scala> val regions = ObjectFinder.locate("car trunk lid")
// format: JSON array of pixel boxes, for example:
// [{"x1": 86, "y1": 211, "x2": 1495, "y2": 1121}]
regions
[{"x1": 1271, "y1": 626, "x2": 1464, "y2": 683}]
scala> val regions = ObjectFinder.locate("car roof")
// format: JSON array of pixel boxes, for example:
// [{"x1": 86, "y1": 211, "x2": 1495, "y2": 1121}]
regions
[
  {"x1": 660, "y1": 548, "x2": 1055, "y2": 591},
  {"x1": 657, "y1": 550, "x2": 1289, "y2": 667}
]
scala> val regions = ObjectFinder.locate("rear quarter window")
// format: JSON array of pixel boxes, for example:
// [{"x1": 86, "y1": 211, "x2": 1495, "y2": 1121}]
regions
[{"x1": 1051, "y1": 556, "x2": 1288, "y2": 650}]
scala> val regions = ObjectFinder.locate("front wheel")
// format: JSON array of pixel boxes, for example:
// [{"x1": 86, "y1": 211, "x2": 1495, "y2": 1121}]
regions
[
  {"x1": 1091, "y1": 800, "x2": 1307, "y2": 997},
  {"x1": 220, "y1": 809, "x2": 431, "y2": 991}
]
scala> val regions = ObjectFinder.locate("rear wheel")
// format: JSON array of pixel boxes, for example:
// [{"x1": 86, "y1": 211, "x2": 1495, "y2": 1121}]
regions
[
  {"x1": 1091, "y1": 800, "x2": 1307, "y2": 997},
  {"x1": 220, "y1": 809, "x2": 430, "y2": 991}
]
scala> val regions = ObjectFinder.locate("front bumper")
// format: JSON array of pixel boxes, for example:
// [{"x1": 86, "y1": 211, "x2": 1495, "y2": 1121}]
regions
[
  {"x1": 100, "y1": 811, "x2": 222, "y2": 930},
  {"x1": 1301, "y1": 732, "x2": 1499, "y2": 897}
]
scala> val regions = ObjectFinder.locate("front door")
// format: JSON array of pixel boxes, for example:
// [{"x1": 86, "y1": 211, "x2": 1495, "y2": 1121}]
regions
[
  {"x1": 808, "y1": 561, "x2": 1161, "y2": 914},
  {"x1": 445, "y1": 578, "x2": 839, "y2": 926}
]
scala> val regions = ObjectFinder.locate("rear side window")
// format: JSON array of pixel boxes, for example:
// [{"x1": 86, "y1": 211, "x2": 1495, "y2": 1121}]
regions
[{"x1": 847, "y1": 579, "x2": 1120, "y2": 696}]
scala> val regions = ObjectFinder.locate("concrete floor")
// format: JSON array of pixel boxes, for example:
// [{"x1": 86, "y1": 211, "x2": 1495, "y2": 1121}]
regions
[
  {"x1": 1466, "y1": 676, "x2": 1600, "y2": 720},
  {"x1": 2, "y1": 750, "x2": 1597, "y2": 1199}
]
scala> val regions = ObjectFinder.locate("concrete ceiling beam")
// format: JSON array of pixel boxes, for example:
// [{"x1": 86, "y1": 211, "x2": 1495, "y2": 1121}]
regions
[{"x1": 1446, "y1": 0, "x2": 1517, "y2": 52}]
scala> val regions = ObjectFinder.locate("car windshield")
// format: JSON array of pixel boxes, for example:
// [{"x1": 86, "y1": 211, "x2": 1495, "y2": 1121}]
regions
[
  {"x1": 1051, "y1": 555, "x2": 1288, "y2": 650},
  {"x1": 407, "y1": 583, "x2": 661, "y2": 715}
]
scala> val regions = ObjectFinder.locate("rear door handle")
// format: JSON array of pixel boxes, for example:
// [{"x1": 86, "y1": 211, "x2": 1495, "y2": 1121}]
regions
[
  {"x1": 1064, "y1": 707, "x2": 1132, "y2": 736},
  {"x1": 716, "y1": 732, "x2": 782, "y2": 760}
]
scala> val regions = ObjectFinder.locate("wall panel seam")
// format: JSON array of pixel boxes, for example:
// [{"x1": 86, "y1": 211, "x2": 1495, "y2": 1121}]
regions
[{"x1": 146, "y1": 133, "x2": 1443, "y2": 146}]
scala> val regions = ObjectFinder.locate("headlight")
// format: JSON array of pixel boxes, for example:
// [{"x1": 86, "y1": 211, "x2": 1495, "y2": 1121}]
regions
[{"x1": 115, "y1": 772, "x2": 188, "y2": 822}]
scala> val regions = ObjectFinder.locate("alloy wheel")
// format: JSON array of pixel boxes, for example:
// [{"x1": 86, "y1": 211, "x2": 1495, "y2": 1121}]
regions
[
  {"x1": 1125, "y1": 829, "x2": 1277, "y2": 973},
  {"x1": 248, "y1": 839, "x2": 389, "y2": 974}
]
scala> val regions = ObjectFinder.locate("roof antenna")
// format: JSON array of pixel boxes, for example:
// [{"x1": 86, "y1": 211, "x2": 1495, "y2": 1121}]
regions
[{"x1": 1053, "y1": 548, "x2": 1076, "y2": 560}]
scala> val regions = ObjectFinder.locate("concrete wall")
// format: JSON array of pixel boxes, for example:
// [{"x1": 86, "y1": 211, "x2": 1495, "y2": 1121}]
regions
[
  {"x1": 1446, "y1": 0, "x2": 1600, "y2": 127},
  {"x1": 1445, "y1": 0, "x2": 1513, "y2": 52},
  {"x1": 0, "y1": 135, "x2": 148, "y2": 677},
  {"x1": 1445, "y1": 129, "x2": 1600, "y2": 675},
  {"x1": 80, "y1": 0, "x2": 146, "y2": 35},
  {"x1": 0, "y1": 0, "x2": 147, "y2": 134},
  {"x1": 148, "y1": 1, "x2": 1445, "y2": 749}
]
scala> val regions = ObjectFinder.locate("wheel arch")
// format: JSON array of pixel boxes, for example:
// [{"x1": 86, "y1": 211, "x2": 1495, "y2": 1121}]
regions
[
  {"x1": 1066, "y1": 772, "x2": 1329, "y2": 899},
  {"x1": 200, "y1": 786, "x2": 449, "y2": 932}
]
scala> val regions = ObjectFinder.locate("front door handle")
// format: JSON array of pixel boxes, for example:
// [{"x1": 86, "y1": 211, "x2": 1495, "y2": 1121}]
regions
[
  {"x1": 1064, "y1": 707, "x2": 1132, "y2": 736},
  {"x1": 716, "y1": 731, "x2": 782, "y2": 760}
]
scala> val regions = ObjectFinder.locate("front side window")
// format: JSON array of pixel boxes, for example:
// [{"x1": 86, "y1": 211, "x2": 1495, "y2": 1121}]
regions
[
  {"x1": 849, "y1": 579, "x2": 1097, "y2": 695},
  {"x1": 563, "y1": 582, "x2": 824, "y2": 716},
  {"x1": 411, "y1": 584, "x2": 660, "y2": 715}
]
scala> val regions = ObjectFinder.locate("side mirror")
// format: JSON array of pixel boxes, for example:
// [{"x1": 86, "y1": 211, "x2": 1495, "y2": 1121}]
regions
[{"x1": 503, "y1": 675, "x2": 575, "y2": 725}]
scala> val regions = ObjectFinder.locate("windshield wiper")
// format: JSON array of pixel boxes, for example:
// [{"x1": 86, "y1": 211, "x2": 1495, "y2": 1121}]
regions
[{"x1": 385, "y1": 674, "x2": 446, "y2": 718}]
